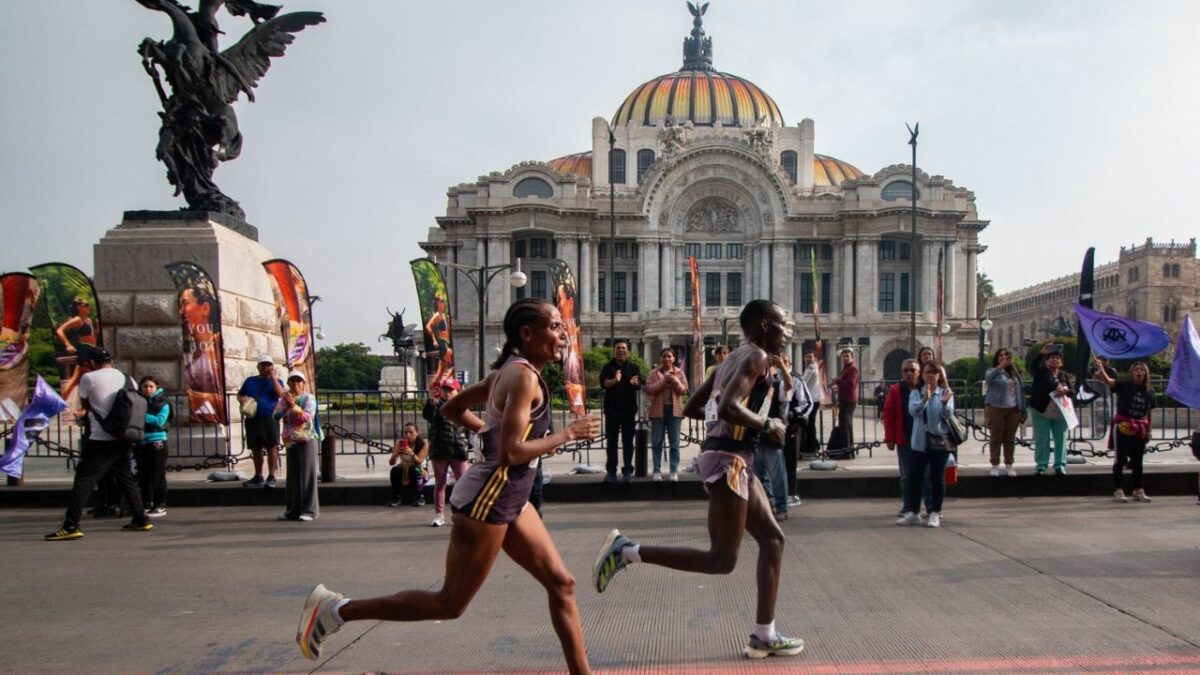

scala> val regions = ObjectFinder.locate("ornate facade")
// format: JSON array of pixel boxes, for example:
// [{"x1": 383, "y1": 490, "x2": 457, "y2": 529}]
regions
[{"x1": 420, "y1": 9, "x2": 989, "y2": 382}]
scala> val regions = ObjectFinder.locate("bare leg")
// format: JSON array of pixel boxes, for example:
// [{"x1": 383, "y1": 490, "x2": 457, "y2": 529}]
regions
[
  {"x1": 638, "y1": 480, "x2": 747, "y2": 574},
  {"x1": 502, "y1": 505, "x2": 590, "y2": 675},
  {"x1": 268, "y1": 446, "x2": 280, "y2": 477},
  {"x1": 251, "y1": 449, "x2": 264, "y2": 477},
  {"x1": 340, "y1": 514, "x2": 506, "y2": 622},
  {"x1": 742, "y1": 478, "x2": 785, "y2": 624}
]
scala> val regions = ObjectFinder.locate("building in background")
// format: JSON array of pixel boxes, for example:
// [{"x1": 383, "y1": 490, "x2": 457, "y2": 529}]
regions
[{"x1": 420, "y1": 8, "x2": 989, "y2": 382}]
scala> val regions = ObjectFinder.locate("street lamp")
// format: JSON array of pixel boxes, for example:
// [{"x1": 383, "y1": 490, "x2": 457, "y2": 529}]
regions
[
  {"x1": 906, "y1": 122, "x2": 919, "y2": 357},
  {"x1": 607, "y1": 125, "x2": 617, "y2": 346},
  {"x1": 439, "y1": 257, "x2": 527, "y2": 382},
  {"x1": 977, "y1": 317, "x2": 994, "y2": 385}
]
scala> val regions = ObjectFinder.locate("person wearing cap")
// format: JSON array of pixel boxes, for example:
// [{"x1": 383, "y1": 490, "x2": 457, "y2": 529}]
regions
[
  {"x1": 275, "y1": 371, "x2": 320, "y2": 521},
  {"x1": 237, "y1": 354, "x2": 286, "y2": 488},
  {"x1": 422, "y1": 376, "x2": 469, "y2": 527}
]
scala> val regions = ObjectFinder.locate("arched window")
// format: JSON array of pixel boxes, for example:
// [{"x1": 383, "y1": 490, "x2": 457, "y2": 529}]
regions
[
  {"x1": 780, "y1": 150, "x2": 798, "y2": 183},
  {"x1": 513, "y1": 177, "x2": 553, "y2": 199},
  {"x1": 610, "y1": 149, "x2": 626, "y2": 184},
  {"x1": 882, "y1": 180, "x2": 919, "y2": 201},
  {"x1": 636, "y1": 149, "x2": 655, "y2": 182}
]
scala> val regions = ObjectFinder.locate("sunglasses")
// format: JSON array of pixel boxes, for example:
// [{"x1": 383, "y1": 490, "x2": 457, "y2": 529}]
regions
[{"x1": 902, "y1": 368, "x2": 918, "y2": 373}]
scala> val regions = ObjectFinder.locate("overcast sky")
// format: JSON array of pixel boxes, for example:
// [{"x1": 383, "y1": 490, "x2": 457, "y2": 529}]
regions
[{"x1": 2, "y1": 1, "x2": 1197, "y2": 351}]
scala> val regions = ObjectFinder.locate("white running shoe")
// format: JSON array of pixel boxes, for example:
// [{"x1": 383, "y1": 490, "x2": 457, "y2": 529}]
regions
[
  {"x1": 1132, "y1": 488, "x2": 1152, "y2": 503},
  {"x1": 652, "y1": 472, "x2": 663, "y2": 482},
  {"x1": 431, "y1": 513, "x2": 444, "y2": 527},
  {"x1": 1113, "y1": 489, "x2": 1129, "y2": 503},
  {"x1": 744, "y1": 633, "x2": 805, "y2": 659},
  {"x1": 296, "y1": 584, "x2": 343, "y2": 660},
  {"x1": 895, "y1": 512, "x2": 922, "y2": 526},
  {"x1": 990, "y1": 467, "x2": 1001, "y2": 477},
  {"x1": 670, "y1": 472, "x2": 679, "y2": 482},
  {"x1": 1005, "y1": 466, "x2": 1018, "y2": 477},
  {"x1": 926, "y1": 512, "x2": 942, "y2": 528}
]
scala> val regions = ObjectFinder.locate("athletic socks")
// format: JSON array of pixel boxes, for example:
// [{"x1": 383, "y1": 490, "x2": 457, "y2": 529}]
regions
[
  {"x1": 755, "y1": 621, "x2": 778, "y2": 643},
  {"x1": 622, "y1": 544, "x2": 641, "y2": 563},
  {"x1": 332, "y1": 598, "x2": 350, "y2": 626}
]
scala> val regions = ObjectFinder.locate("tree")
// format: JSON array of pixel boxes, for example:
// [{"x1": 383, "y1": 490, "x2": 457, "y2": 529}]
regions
[
  {"x1": 976, "y1": 271, "x2": 995, "y2": 316},
  {"x1": 26, "y1": 328, "x2": 62, "y2": 389},
  {"x1": 315, "y1": 343, "x2": 383, "y2": 391}
]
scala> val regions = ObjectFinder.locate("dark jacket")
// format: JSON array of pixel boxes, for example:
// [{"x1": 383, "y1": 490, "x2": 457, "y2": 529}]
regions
[
  {"x1": 422, "y1": 398, "x2": 469, "y2": 461},
  {"x1": 600, "y1": 359, "x2": 642, "y2": 415},
  {"x1": 1029, "y1": 353, "x2": 1072, "y2": 415}
]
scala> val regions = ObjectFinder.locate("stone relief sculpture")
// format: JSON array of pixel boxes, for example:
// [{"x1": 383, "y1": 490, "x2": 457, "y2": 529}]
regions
[
  {"x1": 658, "y1": 117, "x2": 693, "y2": 160},
  {"x1": 135, "y1": 0, "x2": 325, "y2": 220},
  {"x1": 686, "y1": 197, "x2": 739, "y2": 233},
  {"x1": 745, "y1": 115, "x2": 774, "y2": 155}
]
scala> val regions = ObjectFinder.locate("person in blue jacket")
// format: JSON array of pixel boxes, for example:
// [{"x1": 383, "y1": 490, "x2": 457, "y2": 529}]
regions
[
  {"x1": 897, "y1": 362, "x2": 955, "y2": 529},
  {"x1": 134, "y1": 375, "x2": 171, "y2": 518}
]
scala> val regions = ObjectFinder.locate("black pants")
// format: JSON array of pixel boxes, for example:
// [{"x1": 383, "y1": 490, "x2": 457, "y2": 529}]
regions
[
  {"x1": 389, "y1": 462, "x2": 423, "y2": 505},
  {"x1": 783, "y1": 422, "x2": 804, "y2": 497},
  {"x1": 838, "y1": 401, "x2": 857, "y2": 447},
  {"x1": 605, "y1": 412, "x2": 636, "y2": 477},
  {"x1": 65, "y1": 439, "x2": 147, "y2": 529},
  {"x1": 906, "y1": 449, "x2": 949, "y2": 514},
  {"x1": 1113, "y1": 434, "x2": 1146, "y2": 490},
  {"x1": 802, "y1": 406, "x2": 820, "y2": 454},
  {"x1": 133, "y1": 441, "x2": 168, "y2": 509}
]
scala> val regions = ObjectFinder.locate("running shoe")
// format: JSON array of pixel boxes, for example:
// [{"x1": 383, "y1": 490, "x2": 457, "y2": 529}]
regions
[
  {"x1": 1005, "y1": 466, "x2": 1018, "y2": 478},
  {"x1": 895, "y1": 512, "x2": 922, "y2": 526},
  {"x1": 592, "y1": 529, "x2": 633, "y2": 593},
  {"x1": 147, "y1": 506, "x2": 167, "y2": 518},
  {"x1": 1054, "y1": 466, "x2": 1067, "y2": 476},
  {"x1": 744, "y1": 633, "x2": 805, "y2": 659},
  {"x1": 243, "y1": 475, "x2": 265, "y2": 487},
  {"x1": 44, "y1": 527, "x2": 84, "y2": 541},
  {"x1": 926, "y1": 512, "x2": 942, "y2": 528},
  {"x1": 296, "y1": 583, "x2": 343, "y2": 660},
  {"x1": 122, "y1": 522, "x2": 154, "y2": 532},
  {"x1": 298, "y1": 515, "x2": 314, "y2": 522},
  {"x1": 989, "y1": 467, "x2": 1001, "y2": 477},
  {"x1": 1132, "y1": 489, "x2": 1152, "y2": 503},
  {"x1": 1113, "y1": 489, "x2": 1129, "y2": 503},
  {"x1": 670, "y1": 472, "x2": 679, "y2": 482},
  {"x1": 265, "y1": 476, "x2": 278, "y2": 488},
  {"x1": 431, "y1": 513, "x2": 444, "y2": 527}
]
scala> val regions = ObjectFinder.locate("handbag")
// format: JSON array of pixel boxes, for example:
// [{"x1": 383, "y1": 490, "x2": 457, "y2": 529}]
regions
[{"x1": 945, "y1": 413, "x2": 966, "y2": 447}]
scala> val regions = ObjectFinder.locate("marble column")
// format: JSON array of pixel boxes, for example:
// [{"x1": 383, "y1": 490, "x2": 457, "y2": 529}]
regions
[
  {"x1": 486, "y1": 236, "x2": 509, "y2": 323},
  {"x1": 640, "y1": 242, "x2": 657, "y2": 313},
  {"x1": 858, "y1": 239, "x2": 878, "y2": 318},
  {"x1": 841, "y1": 240, "x2": 856, "y2": 316},
  {"x1": 965, "y1": 247, "x2": 978, "y2": 318},
  {"x1": 580, "y1": 237, "x2": 591, "y2": 314},
  {"x1": 924, "y1": 240, "x2": 939, "y2": 319},
  {"x1": 771, "y1": 242, "x2": 793, "y2": 311},
  {"x1": 945, "y1": 241, "x2": 957, "y2": 319}
]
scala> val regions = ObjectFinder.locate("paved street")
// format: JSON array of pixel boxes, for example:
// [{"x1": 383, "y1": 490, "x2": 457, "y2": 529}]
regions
[{"x1": 5, "y1": 496, "x2": 1200, "y2": 674}]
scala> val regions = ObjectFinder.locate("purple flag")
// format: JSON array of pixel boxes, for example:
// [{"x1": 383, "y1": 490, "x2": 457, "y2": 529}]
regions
[
  {"x1": 1071, "y1": 303, "x2": 1170, "y2": 360},
  {"x1": 0, "y1": 376, "x2": 69, "y2": 479},
  {"x1": 1166, "y1": 315, "x2": 1200, "y2": 410}
]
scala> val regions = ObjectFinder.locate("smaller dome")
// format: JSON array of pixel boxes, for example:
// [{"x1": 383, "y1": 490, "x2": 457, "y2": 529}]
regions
[
  {"x1": 548, "y1": 152, "x2": 591, "y2": 180},
  {"x1": 547, "y1": 151, "x2": 865, "y2": 188}
]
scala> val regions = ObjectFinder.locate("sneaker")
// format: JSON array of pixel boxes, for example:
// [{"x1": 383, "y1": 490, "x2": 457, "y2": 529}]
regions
[
  {"x1": 1054, "y1": 466, "x2": 1067, "y2": 476},
  {"x1": 44, "y1": 526, "x2": 84, "y2": 541},
  {"x1": 789, "y1": 495, "x2": 802, "y2": 506},
  {"x1": 431, "y1": 513, "x2": 444, "y2": 527},
  {"x1": 670, "y1": 472, "x2": 679, "y2": 482},
  {"x1": 296, "y1": 583, "x2": 344, "y2": 660},
  {"x1": 1035, "y1": 467, "x2": 1046, "y2": 476},
  {"x1": 243, "y1": 475, "x2": 265, "y2": 487},
  {"x1": 925, "y1": 512, "x2": 942, "y2": 528},
  {"x1": 298, "y1": 514, "x2": 315, "y2": 522},
  {"x1": 386, "y1": 498, "x2": 402, "y2": 508},
  {"x1": 1132, "y1": 488, "x2": 1152, "y2": 503},
  {"x1": 895, "y1": 512, "x2": 922, "y2": 526},
  {"x1": 278, "y1": 512, "x2": 295, "y2": 521},
  {"x1": 744, "y1": 633, "x2": 805, "y2": 659},
  {"x1": 895, "y1": 508, "x2": 907, "y2": 517},
  {"x1": 621, "y1": 473, "x2": 633, "y2": 483},
  {"x1": 990, "y1": 466, "x2": 1001, "y2": 477},
  {"x1": 1005, "y1": 466, "x2": 1018, "y2": 477},
  {"x1": 592, "y1": 528, "x2": 633, "y2": 593},
  {"x1": 122, "y1": 522, "x2": 154, "y2": 532},
  {"x1": 773, "y1": 508, "x2": 789, "y2": 521},
  {"x1": 265, "y1": 476, "x2": 278, "y2": 488},
  {"x1": 1113, "y1": 489, "x2": 1129, "y2": 503},
  {"x1": 414, "y1": 495, "x2": 426, "y2": 507},
  {"x1": 652, "y1": 472, "x2": 663, "y2": 482},
  {"x1": 147, "y1": 506, "x2": 167, "y2": 518},
  {"x1": 603, "y1": 473, "x2": 616, "y2": 483}
]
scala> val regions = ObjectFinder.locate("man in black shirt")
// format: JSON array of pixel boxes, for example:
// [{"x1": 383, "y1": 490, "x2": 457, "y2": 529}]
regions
[{"x1": 600, "y1": 339, "x2": 642, "y2": 482}]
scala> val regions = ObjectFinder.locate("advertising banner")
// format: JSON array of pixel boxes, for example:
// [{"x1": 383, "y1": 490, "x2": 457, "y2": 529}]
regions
[
  {"x1": 262, "y1": 259, "x2": 317, "y2": 388},
  {"x1": 165, "y1": 261, "x2": 227, "y2": 424},
  {"x1": 549, "y1": 259, "x2": 586, "y2": 415},
  {"x1": 0, "y1": 273, "x2": 40, "y2": 422},
  {"x1": 410, "y1": 258, "x2": 455, "y2": 389},
  {"x1": 29, "y1": 263, "x2": 101, "y2": 415}
]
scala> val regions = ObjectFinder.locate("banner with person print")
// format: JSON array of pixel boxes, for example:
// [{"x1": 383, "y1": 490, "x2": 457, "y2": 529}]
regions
[
  {"x1": 690, "y1": 255, "x2": 703, "y2": 388},
  {"x1": 262, "y1": 259, "x2": 317, "y2": 388},
  {"x1": 0, "y1": 273, "x2": 41, "y2": 422},
  {"x1": 549, "y1": 259, "x2": 586, "y2": 415},
  {"x1": 29, "y1": 262, "x2": 102, "y2": 417},
  {"x1": 410, "y1": 258, "x2": 455, "y2": 390},
  {"x1": 165, "y1": 261, "x2": 227, "y2": 425}
]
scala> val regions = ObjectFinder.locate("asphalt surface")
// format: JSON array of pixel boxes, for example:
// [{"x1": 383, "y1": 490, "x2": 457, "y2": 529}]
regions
[{"x1": 5, "y1": 496, "x2": 1200, "y2": 674}]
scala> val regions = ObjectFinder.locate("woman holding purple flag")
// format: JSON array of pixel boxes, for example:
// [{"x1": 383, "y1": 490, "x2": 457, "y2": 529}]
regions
[{"x1": 1093, "y1": 358, "x2": 1155, "y2": 503}]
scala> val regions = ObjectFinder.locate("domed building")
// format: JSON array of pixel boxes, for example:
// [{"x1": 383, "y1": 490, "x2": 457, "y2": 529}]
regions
[{"x1": 421, "y1": 7, "x2": 988, "y2": 382}]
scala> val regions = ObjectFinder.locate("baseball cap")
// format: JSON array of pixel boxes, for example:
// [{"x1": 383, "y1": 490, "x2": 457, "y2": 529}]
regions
[
  {"x1": 256, "y1": 354, "x2": 274, "y2": 365},
  {"x1": 77, "y1": 345, "x2": 112, "y2": 365},
  {"x1": 287, "y1": 371, "x2": 306, "y2": 382}
]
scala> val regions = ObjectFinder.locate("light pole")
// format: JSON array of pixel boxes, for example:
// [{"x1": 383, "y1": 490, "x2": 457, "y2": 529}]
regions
[
  {"x1": 906, "y1": 122, "x2": 919, "y2": 357},
  {"x1": 715, "y1": 315, "x2": 731, "y2": 346},
  {"x1": 976, "y1": 317, "x2": 994, "y2": 385},
  {"x1": 607, "y1": 125, "x2": 617, "y2": 346},
  {"x1": 439, "y1": 258, "x2": 527, "y2": 381}
]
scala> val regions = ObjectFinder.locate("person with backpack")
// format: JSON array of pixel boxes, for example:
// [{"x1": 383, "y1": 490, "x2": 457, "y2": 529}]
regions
[
  {"x1": 275, "y1": 372, "x2": 320, "y2": 522},
  {"x1": 134, "y1": 375, "x2": 171, "y2": 518},
  {"x1": 45, "y1": 346, "x2": 152, "y2": 540}
]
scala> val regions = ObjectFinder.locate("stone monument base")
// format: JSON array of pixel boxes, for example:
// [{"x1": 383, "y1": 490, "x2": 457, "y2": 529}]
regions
[
  {"x1": 93, "y1": 212, "x2": 283, "y2": 409},
  {"x1": 378, "y1": 365, "x2": 417, "y2": 394}
]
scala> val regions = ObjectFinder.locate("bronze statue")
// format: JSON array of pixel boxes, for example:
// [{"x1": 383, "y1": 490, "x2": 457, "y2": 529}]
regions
[{"x1": 135, "y1": 0, "x2": 324, "y2": 220}]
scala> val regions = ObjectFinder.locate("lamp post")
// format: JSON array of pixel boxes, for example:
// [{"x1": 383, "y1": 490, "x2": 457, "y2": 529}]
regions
[
  {"x1": 976, "y1": 317, "x2": 994, "y2": 385},
  {"x1": 607, "y1": 125, "x2": 617, "y2": 346},
  {"x1": 715, "y1": 315, "x2": 731, "y2": 346},
  {"x1": 906, "y1": 122, "x2": 919, "y2": 357},
  {"x1": 439, "y1": 258, "x2": 527, "y2": 381}
]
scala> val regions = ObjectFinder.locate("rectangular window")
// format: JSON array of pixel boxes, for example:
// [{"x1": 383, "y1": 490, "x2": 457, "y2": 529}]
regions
[
  {"x1": 684, "y1": 271, "x2": 692, "y2": 306},
  {"x1": 685, "y1": 243, "x2": 701, "y2": 260},
  {"x1": 530, "y1": 238, "x2": 548, "y2": 259},
  {"x1": 637, "y1": 149, "x2": 655, "y2": 183},
  {"x1": 899, "y1": 242, "x2": 911, "y2": 260},
  {"x1": 611, "y1": 149, "x2": 626, "y2": 184},
  {"x1": 878, "y1": 272, "x2": 895, "y2": 312},
  {"x1": 613, "y1": 272, "x2": 627, "y2": 312},
  {"x1": 727, "y1": 243, "x2": 744, "y2": 259},
  {"x1": 632, "y1": 272, "x2": 639, "y2": 311},
  {"x1": 799, "y1": 274, "x2": 814, "y2": 312},
  {"x1": 705, "y1": 243, "x2": 722, "y2": 260},
  {"x1": 821, "y1": 244, "x2": 834, "y2": 261},
  {"x1": 820, "y1": 272, "x2": 832, "y2": 313},
  {"x1": 615, "y1": 242, "x2": 628, "y2": 259},
  {"x1": 900, "y1": 272, "x2": 910, "y2": 311},
  {"x1": 598, "y1": 271, "x2": 606, "y2": 312},
  {"x1": 727, "y1": 272, "x2": 742, "y2": 306},
  {"x1": 598, "y1": 242, "x2": 606, "y2": 260},
  {"x1": 531, "y1": 270, "x2": 547, "y2": 300},
  {"x1": 706, "y1": 272, "x2": 721, "y2": 307},
  {"x1": 879, "y1": 241, "x2": 896, "y2": 261}
]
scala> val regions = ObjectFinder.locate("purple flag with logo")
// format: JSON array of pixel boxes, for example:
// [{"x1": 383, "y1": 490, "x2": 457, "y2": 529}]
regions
[
  {"x1": 1166, "y1": 315, "x2": 1200, "y2": 410},
  {"x1": 1071, "y1": 303, "x2": 1170, "y2": 360},
  {"x1": 0, "y1": 376, "x2": 69, "y2": 479}
]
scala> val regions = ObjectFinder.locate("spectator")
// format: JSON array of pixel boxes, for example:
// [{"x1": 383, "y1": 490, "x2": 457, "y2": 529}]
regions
[
  {"x1": 646, "y1": 347, "x2": 688, "y2": 482},
  {"x1": 831, "y1": 348, "x2": 860, "y2": 447},
  {"x1": 784, "y1": 355, "x2": 813, "y2": 506},
  {"x1": 1029, "y1": 344, "x2": 1073, "y2": 476},
  {"x1": 45, "y1": 346, "x2": 151, "y2": 540},
  {"x1": 883, "y1": 359, "x2": 930, "y2": 517},
  {"x1": 238, "y1": 354, "x2": 285, "y2": 488},
  {"x1": 873, "y1": 383, "x2": 887, "y2": 420},
  {"x1": 918, "y1": 346, "x2": 949, "y2": 387},
  {"x1": 705, "y1": 344, "x2": 729, "y2": 380},
  {"x1": 134, "y1": 375, "x2": 170, "y2": 518},
  {"x1": 800, "y1": 351, "x2": 823, "y2": 456},
  {"x1": 984, "y1": 348, "x2": 1025, "y2": 478},
  {"x1": 600, "y1": 338, "x2": 642, "y2": 482},
  {"x1": 1093, "y1": 359, "x2": 1154, "y2": 502},
  {"x1": 388, "y1": 422, "x2": 429, "y2": 508},
  {"x1": 898, "y1": 362, "x2": 955, "y2": 528},
  {"x1": 276, "y1": 372, "x2": 319, "y2": 521},
  {"x1": 423, "y1": 378, "x2": 469, "y2": 527},
  {"x1": 754, "y1": 355, "x2": 793, "y2": 520}
]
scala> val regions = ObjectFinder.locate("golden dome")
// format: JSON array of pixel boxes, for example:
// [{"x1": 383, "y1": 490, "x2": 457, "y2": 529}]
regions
[
  {"x1": 612, "y1": 71, "x2": 784, "y2": 129},
  {"x1": 547, "y1": 151, "x2": 864, "y2": 187},
  {"x1": 547, "y1": 152, "x2": 592, "y2": 180}
]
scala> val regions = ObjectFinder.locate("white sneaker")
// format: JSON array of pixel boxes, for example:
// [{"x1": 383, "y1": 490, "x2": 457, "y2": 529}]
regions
[
  {"x1": 670, "y1": 472, "x2": 679, "y2": 482},
  {"x1": 1005, "y1": 466, "x2": 1017, "y2": 477},
  {"x1": 788, "y1": 495, "x2": 802, "y2": 506},
  {"x1": 989, "y1": 467, "x2": 1001, "y2": 477},
  {"x1": 431, "y1": 513, "x2": 444, "y2": 527},
  {"x1": 926, "y1": 512, "x2": 942, "y2": 528},
  {"x1": 298, "y1": 514, "x2": 314, "y2": 522},
  {"x1": 296, "y1": 584, "x2": 343, "y2": 660},
  {"x1": 895, "y1": 512, "x2": 921, "y2": 526},
  {"x1": 1113, "y1": 489, "x2": 1129, "y2": 503},
  {"x1": 1132, "y1": 488, "x2": 1152, "y2": 503},
  {"x1": 652, "y1": 472, "x2": 663, "y2": 482}
]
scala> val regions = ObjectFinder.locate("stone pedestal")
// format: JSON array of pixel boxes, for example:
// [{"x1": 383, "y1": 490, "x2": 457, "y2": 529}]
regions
[
  {"x1": 93, "y1": 212, "x2": 283, "y2": 398},
  {"x1": 378, "y1": 365, "x2": 417, "y2": 394}
]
